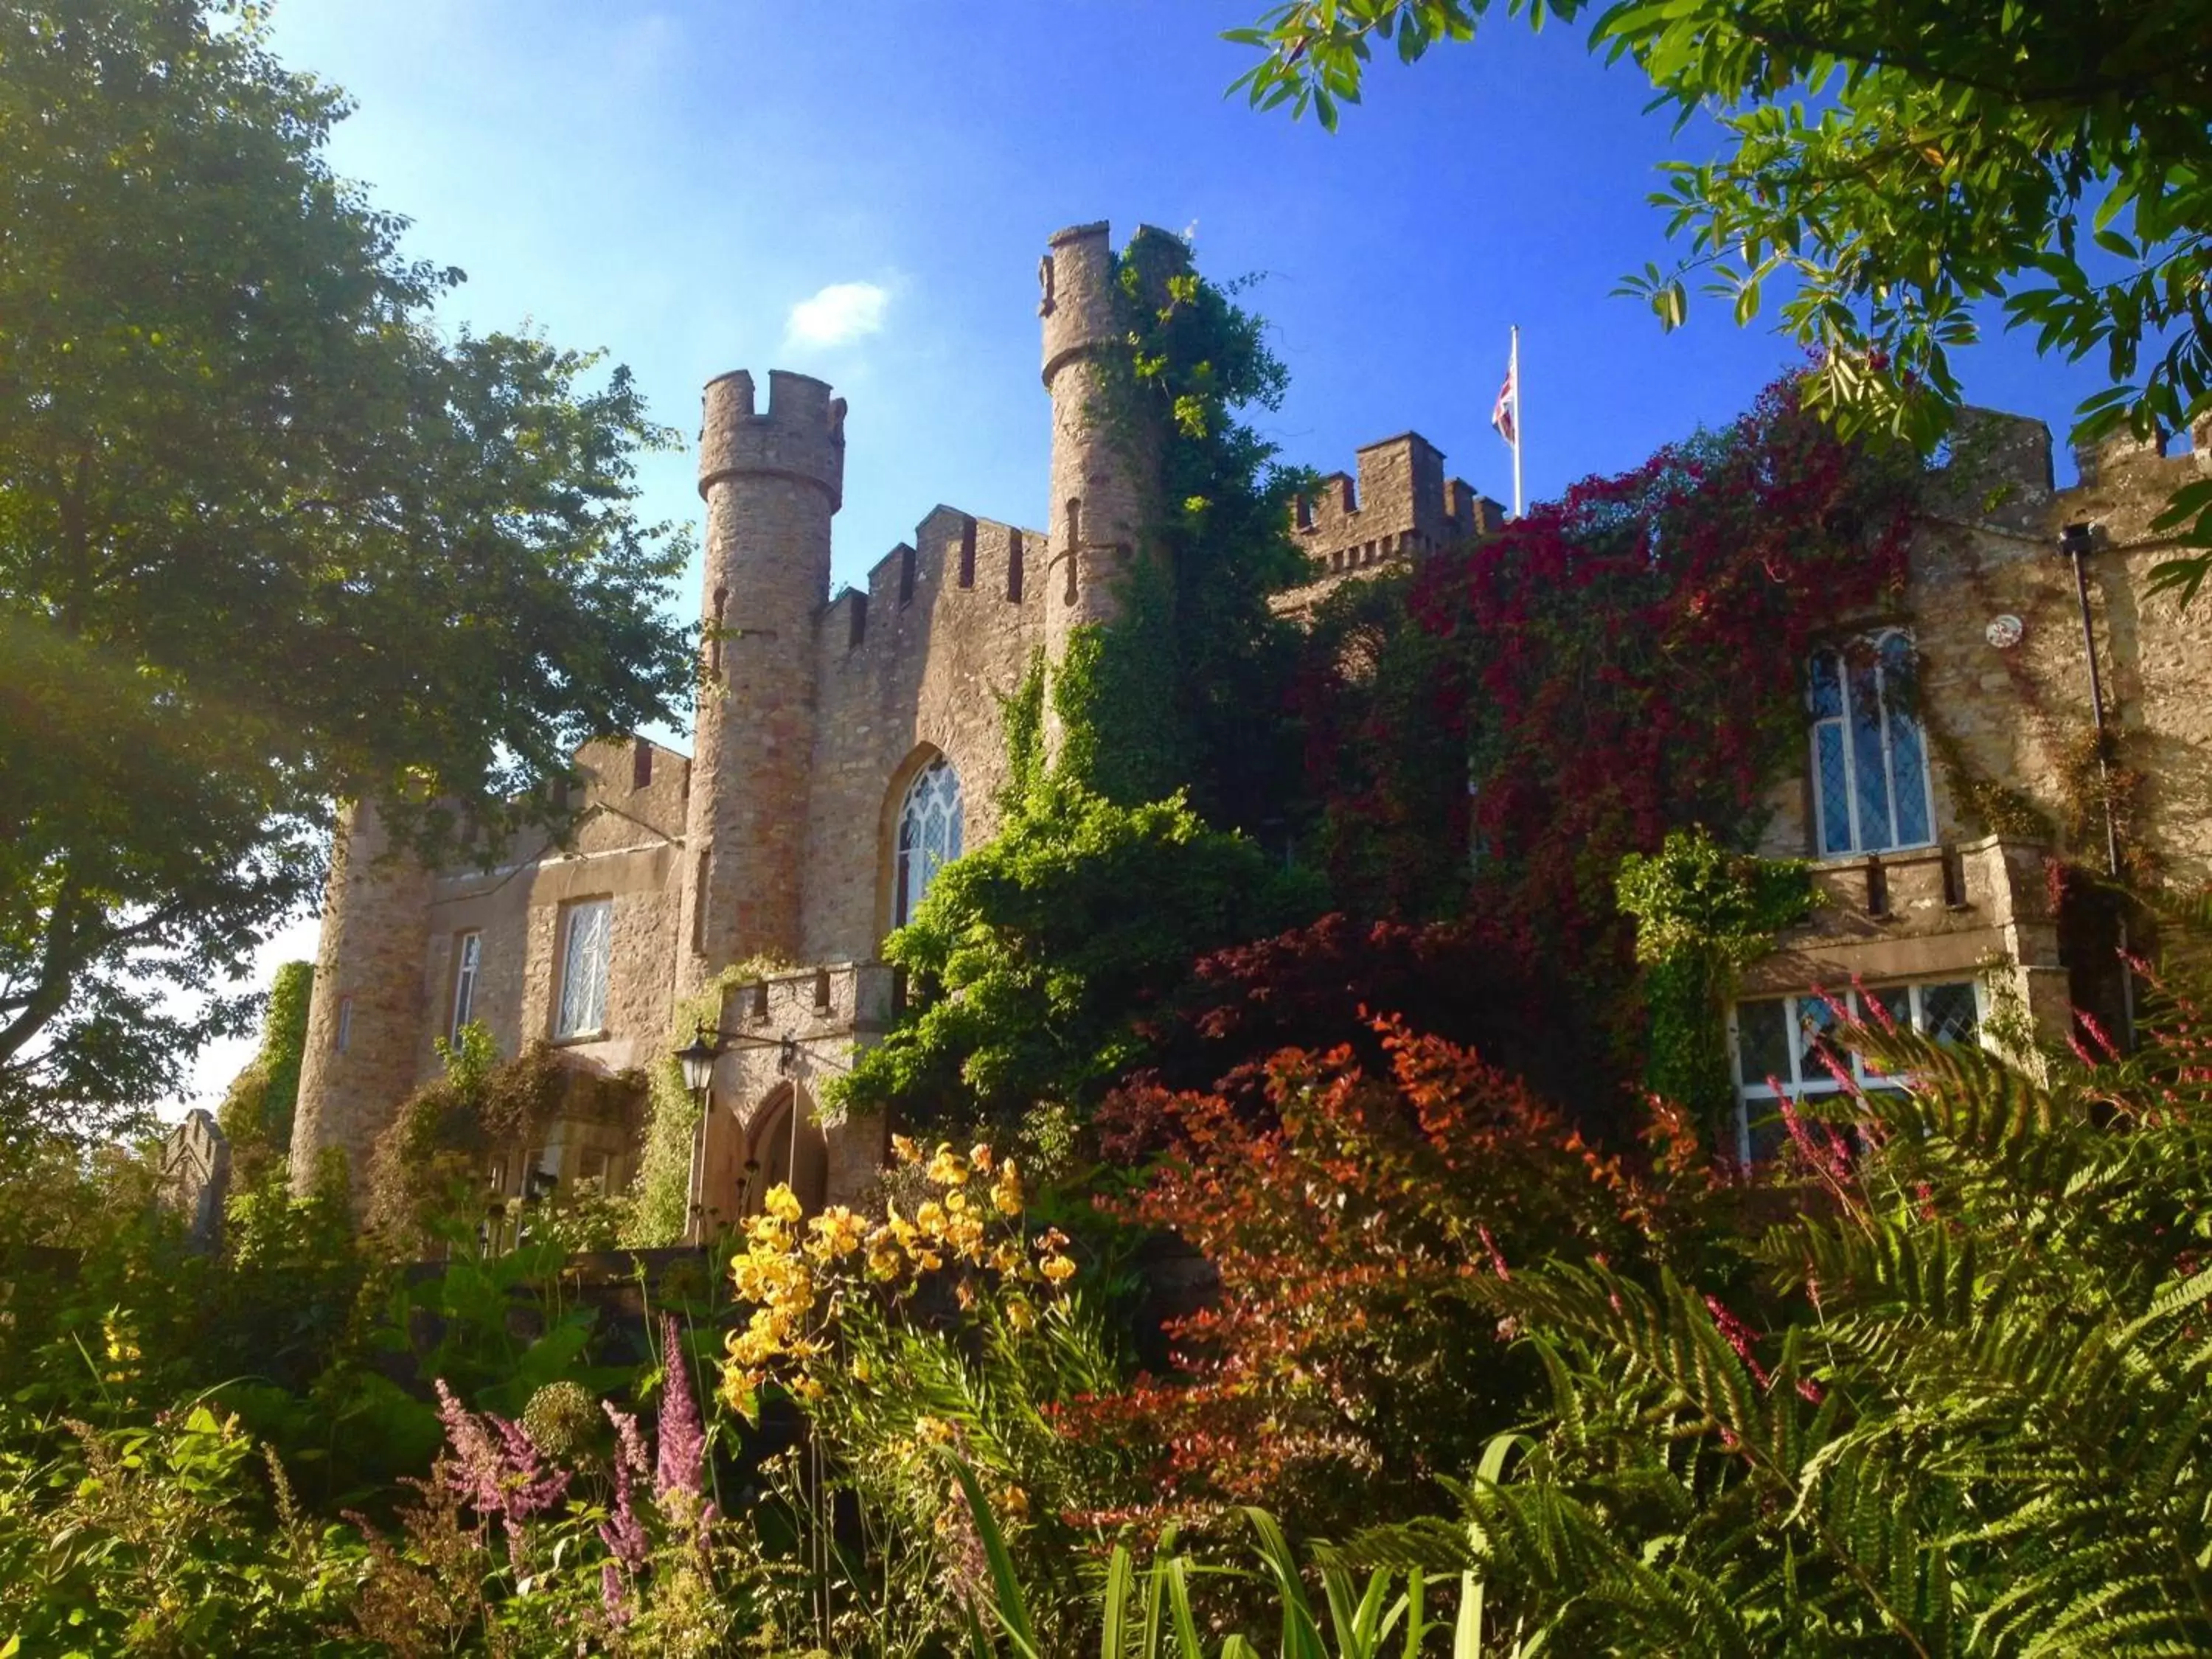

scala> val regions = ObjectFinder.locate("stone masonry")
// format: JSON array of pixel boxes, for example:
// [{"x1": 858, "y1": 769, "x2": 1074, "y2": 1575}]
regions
[{"x1": 291, "y1": 218, "x2": 2212, "y2": 1222}]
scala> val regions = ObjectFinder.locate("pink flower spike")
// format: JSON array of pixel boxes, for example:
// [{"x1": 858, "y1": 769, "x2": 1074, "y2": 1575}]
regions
[
  {"x1": 2076, "y1": 1008, "x2": 2122, "y2": 1062},
  {"x1": 1704, "y1": 1294, "x2": 1771, "y2": 1389},
  {"x1": 1477, "y1": 1225, "x2": 1512, "y2": 1281},
  {"x1": 655, "y1": 1315, "x2": 706, "y2": 1501}
]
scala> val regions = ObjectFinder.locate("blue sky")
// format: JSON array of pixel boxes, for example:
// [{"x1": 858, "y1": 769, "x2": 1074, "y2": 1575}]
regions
[{"x1": 183, "y1": 0, "x2": 2115, "y2": 1105}]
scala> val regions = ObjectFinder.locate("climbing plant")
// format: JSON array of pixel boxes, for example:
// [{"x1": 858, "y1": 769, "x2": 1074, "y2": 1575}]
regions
[
  {"x1": 619, "y1": 956, "x2": 796, "y2": 1248},
  {"x1": 214, "y1": 959, "x2": 314, "y2": 1187},
  {"x1": 1054, "y1": 231, "x2": 1313, "y2": 831},
  {"x1": 1296, "y1": 376, "x2": 1921, "y2": 1104},
  {"x1": 1616, "y1": 828, "x2": 1814, "y2": 1137},
  {"x1": 837, "y1": 237, "x2": 1329, "y2": 1146},
  {"x1": 832, "y1": 779, "x2": 1318, "y2": 1146}
]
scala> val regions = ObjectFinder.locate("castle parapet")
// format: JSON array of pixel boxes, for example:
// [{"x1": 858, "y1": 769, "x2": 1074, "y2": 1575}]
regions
[
  {"x1": 1287, "y1": 430, "x2": 1502, "y2": 591},
  {"x1": 699, "y1": 369, "x2": 848, "y2": 511},
  {"x1": 828, "y1": 507, "x2": 1040, "y2": 656}
]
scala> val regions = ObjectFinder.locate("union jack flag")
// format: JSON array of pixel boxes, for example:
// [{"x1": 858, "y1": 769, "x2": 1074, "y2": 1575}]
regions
[{"x1": 1490, "y1": 359, "x2": 1517, "y2": 447}]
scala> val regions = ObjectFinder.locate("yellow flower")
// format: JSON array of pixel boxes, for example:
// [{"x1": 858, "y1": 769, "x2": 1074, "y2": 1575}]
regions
[
  {"x1": 1005, "y1": 1297, "x2": 1037, "y2": 1332},
  {"x1": 990, "y1": 1239, "x2": 1025, "y2": 1275},
  {"x1": 1040, "y1": 1253, "x2": 1077, "y2": 1284},
  {"x1": 866, "y1": 1244, "x2": 905, "y2": 1281},
  {"x1": 956, "y1": 1279, "x2": 977, "y2": 1310},
  {"x1": 992, "y1": 1161, "x2": 1023, "y2": 1217},
  {"x1": 728, "y1": 1309, "x2": 789, "y2": 1368},
  {"x1": 915, "y1": 1200, "x2": 947, "y2": 1237},
  {"x1": 891, "y1": 1133, "x2": 922, "y2": 1165},
  {"x1": 926, "y1": 1143, "x2": 967, "y2": 1186},
  {"x1": 968, "y1": 1142, "x2": 995, "y2": 1173},
  {"x1": 997, "y1": 1484, "x2": 1030, "y2": 1521},
  {"x1": 851, "y1": 1352, "x2": 872, "y2": 1384},
  {"x1": 807, "y1": 1206, "x2": 866, "y2": 1259},
  {"x1": 914, "y1": 1415, "x2": 956, "y2": 1446},
  {"x1": 765, "y1": 1184, "x2": 804, "y2": 1223}
]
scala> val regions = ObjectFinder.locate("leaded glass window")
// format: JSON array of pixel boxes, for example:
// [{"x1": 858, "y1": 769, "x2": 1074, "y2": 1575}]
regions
[
  {"x1": 556, "y1": 900, "x2": 613, "y2": 1038},
  {"x1": 894, "y1": 757, "x2": 964, "y2": 927},
  {"x1": 451, "y1": 932, "x2": 482, "y2": 1042},
  {"x1": 1808, "y1": 630, "x2": 1934, "y2": 856},
  {"x1": 1729, "y1": 979, "x2": 1982, "y2": 1162}
]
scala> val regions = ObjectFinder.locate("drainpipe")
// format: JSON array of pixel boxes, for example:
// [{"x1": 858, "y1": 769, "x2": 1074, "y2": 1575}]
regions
[{"x1": 2059, "y1": 520, "x2": 2135, "y2": 1046}]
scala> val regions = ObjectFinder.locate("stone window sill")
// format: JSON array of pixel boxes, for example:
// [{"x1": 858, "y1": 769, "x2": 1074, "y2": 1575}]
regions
[{"x1": 552, "y1": 1029, "x2": 610, "y2": 1048}]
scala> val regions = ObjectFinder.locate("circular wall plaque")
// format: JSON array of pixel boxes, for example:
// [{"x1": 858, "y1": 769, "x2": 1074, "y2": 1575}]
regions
[{"x1": 1986, "y1": 613, "x2": 2024, "y2": 650}]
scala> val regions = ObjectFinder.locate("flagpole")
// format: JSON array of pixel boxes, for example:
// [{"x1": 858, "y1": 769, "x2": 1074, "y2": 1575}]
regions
[{"x1": 1509, "y1": 324, "x2": 1524, "y2": 519}]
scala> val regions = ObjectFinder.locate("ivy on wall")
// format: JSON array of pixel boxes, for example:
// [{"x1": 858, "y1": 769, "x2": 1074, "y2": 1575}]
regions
[
  {"x1": 1617, "y1": 828, "x2": 1814, "y2": 1135},
  {"x1": 364, "y1": 1024, "x2": 641, "y2": 1256},
  {"x1": 1059, "y1": 233, "x2": 1312, "y2": 832},
  {"x1": 827, "y1": 237, "x2": 1333, "y2": 1147},
  {"x1": 621, "y1": 958, "x2": 793, "y2": 1248},
  {"x1": 1294, "y1": 377, "x2": 1923, "y2": 1108},
  {"x1": 215, "y1": 959, "x2": 314, "y2": 1187}
]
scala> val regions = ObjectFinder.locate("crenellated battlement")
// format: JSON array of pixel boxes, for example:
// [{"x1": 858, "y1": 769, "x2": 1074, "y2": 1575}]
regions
[
  {"x1": 825, "y1": 506, "x2": 1043, "y2": 658},
  {"x1": 699, "y1": 368, "x2": 849, "y2": 511},
  {"x1": 1924, "y1": 406, "x2": 2212, "y2": 544},
  {"x1": 1283, "y1": 431, "x2": 1503, "y2": 605}
]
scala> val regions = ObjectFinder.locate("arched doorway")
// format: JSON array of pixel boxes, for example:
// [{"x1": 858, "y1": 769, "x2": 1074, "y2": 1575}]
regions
[{"x1": 742, "y1": 1082, "x2": 829, "y2": 1217}]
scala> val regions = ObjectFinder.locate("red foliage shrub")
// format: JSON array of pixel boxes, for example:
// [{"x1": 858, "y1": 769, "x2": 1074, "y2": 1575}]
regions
[
  {"x1": 1118, "y1": 911, "x2": 1615, "y2": 1158},
  {"x1": 1062, "y1": 1020, "x2": 1725, "y2": 1534}
]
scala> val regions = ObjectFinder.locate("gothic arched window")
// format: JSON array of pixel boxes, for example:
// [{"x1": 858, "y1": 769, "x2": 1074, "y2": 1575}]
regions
[{"x1": 894, "y1": 755, "x2": 964, "y2": 927}]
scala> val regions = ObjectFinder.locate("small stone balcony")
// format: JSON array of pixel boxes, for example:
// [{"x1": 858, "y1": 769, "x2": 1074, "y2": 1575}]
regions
[{"x1": 1742, "y1": 835, "x2": 2070, "y2": 1033}]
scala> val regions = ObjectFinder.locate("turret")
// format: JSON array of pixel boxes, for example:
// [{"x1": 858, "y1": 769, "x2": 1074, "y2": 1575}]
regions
[
  {"x1": 1037, "y1": 221, "x2": 1185, "y2": 751},
  {"x1": 675, "y1": 369, "x2": 846, "y2": 992},
  {"x1": 290, "y1": 800, "x2": 432, "y2": 1194}
]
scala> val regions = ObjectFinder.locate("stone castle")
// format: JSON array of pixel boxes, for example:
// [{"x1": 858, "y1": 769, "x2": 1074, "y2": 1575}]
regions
[{"x1": 288, "y1": 219, "x2": 2212, "y2": 1219}]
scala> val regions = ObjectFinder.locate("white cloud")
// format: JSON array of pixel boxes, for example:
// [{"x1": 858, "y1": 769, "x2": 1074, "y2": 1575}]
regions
[{"x1": 784, "y1": 281, "x2": 890, "y2": 349}]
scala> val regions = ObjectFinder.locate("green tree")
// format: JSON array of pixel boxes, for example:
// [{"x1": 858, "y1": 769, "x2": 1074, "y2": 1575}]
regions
[
  {"x1": 1228, "y1": 0, "x2": 2212, "y2": 597},
  {"x1": 834, "y1": 776, "x2": 1319, "y2": 1144},
  {"x1": 0, "y1": 1, "x2": 694, "y2": 1137}
]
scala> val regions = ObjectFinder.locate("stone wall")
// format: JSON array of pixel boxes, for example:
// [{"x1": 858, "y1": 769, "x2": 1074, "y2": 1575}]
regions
[
  {"x1": 689, "y1": 962, "x2": 900, "y2": 1237},
  {"x1": 417, "y1": 735, "x2": 689, "y2": 1087},
  {"x1": 1755, "y1": 415, "x2": 2212, "y2": 890},
  {"x1": 676, "y1": 369, "x2": 845, "y2": 992},
  {"x1": 801, "y1": 506, "x2": 1046, "y2": 964},
  {"x1": 291, "y1": 800, "x2": 431, "y2": 1191},
  {"x1": 1747, "y1": 414, "x2": 2212, "y2": 1043},
  {"x1": 290, "y1": 740, "x2": 689, "y2": 1194}
]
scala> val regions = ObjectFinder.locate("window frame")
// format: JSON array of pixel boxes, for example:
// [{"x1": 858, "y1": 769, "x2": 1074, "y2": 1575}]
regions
[
  {"x1": 450, "y1": 931, "x2": 483, "y2": 1043},
  {"x1": 554, "y1": 898, "x2": 614, "y2": 1041},
  {"x1": 1726, "y1": 978, "x2": 1986, "y2": 1164},
  {"x1": 1807, "y1": 628, "x2": 1936, "y2": 858},
  {"x1": 335, "y1": 995, "x2": 353, "y2": 1054}
]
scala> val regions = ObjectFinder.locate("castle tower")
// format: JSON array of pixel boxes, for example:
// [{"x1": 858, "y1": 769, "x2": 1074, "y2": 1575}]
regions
[
  {"x1": 674, "y1": 369, "x2": 846, "y2": 993},
  {"x1": 290, "y1": 799, "x2": 431, "y2": 1192},
  {"x1": 1037, "y1": 221, "x2": 1186, "y2": 751}
]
